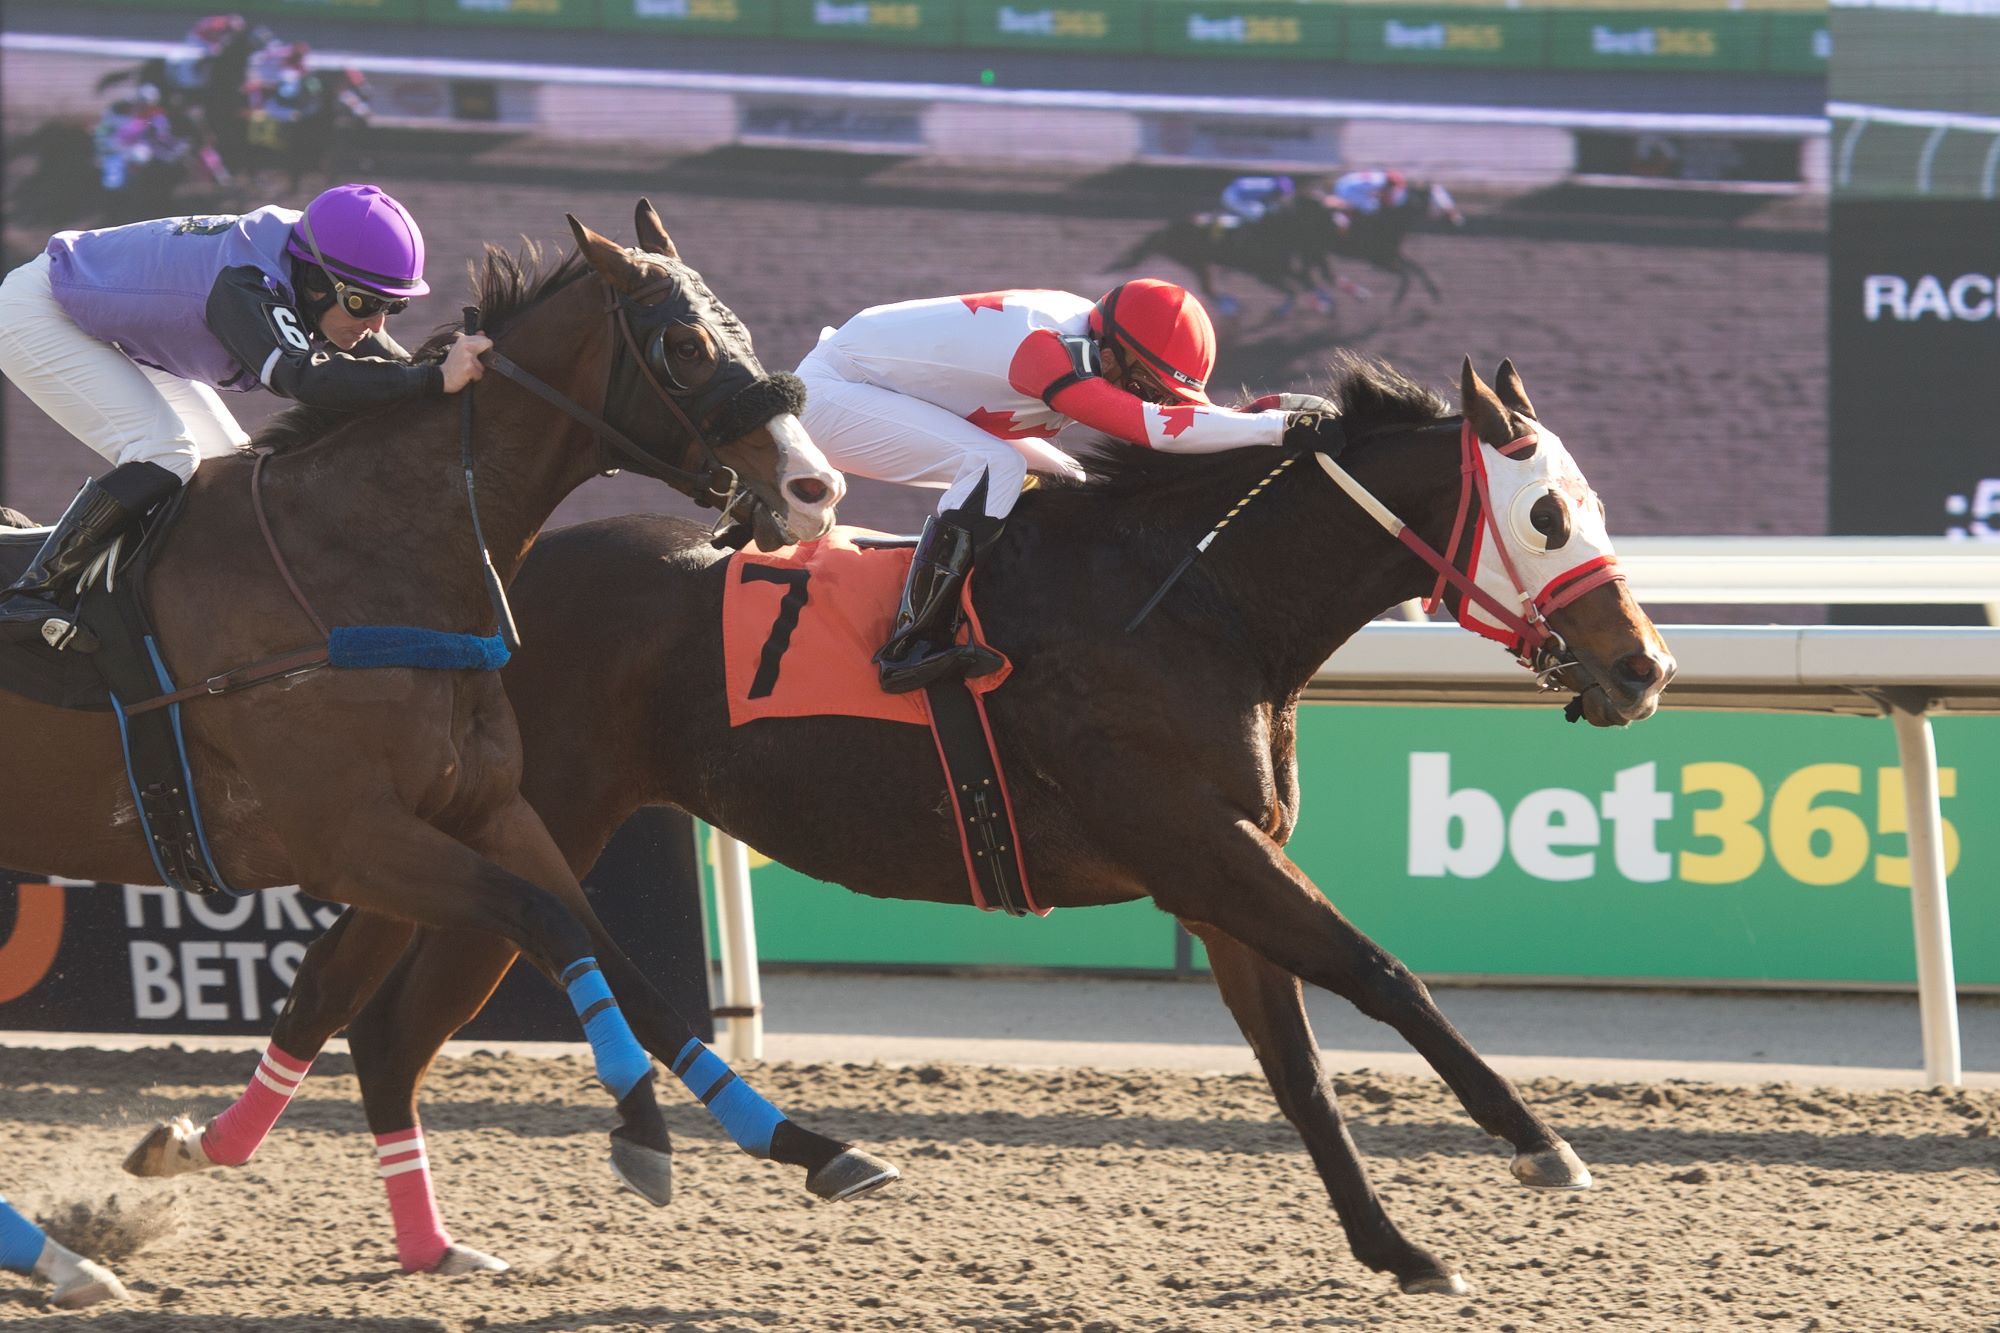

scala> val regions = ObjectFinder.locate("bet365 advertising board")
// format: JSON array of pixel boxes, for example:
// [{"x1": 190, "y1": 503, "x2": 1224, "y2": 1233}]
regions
[{"x1": 720, "y1": 707, "x2": 1998, "y2": 987}]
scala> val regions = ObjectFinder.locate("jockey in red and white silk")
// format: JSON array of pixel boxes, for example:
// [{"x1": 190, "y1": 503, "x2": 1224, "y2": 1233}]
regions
[
  {"x1": 796, "y1": 283, "x2": 1288, "y2": 525},
  {"x1": 797, "y1": 279, "x2": 1314, "y2": 696}
]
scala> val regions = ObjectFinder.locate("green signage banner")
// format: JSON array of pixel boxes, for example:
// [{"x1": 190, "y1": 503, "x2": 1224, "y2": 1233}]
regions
[
  {"x1": 774, "y1": 0, "x2": 960, "y2": 44},
  {"x1": 1145, "y1": 0, "x2": 1342, "y2": 61},
  {"x1": 1342, "y1": 6, "x2": 1545, "y2": 67},
  {"x1": 1548, "y1": 11, "x2": 1766, "y2": 73},
  {"x1": 421, "y1": 0, "x2": 597, "y2": 26},
  {"x1": 713, "y1": 708, "x2": 1999, "y2": 988},
  {"x1": 603, "y1": 0, "x2": 777, "y2": 35},
  {"x1": 960, "y1": 0, "x2": 1144, "y2": 52},
  {"x1": 1765, "y1": 14, "x2": 1830, "y2": 75},
  {"x1": 242, "y1": 0, "x2": 421, "y2": 20}
]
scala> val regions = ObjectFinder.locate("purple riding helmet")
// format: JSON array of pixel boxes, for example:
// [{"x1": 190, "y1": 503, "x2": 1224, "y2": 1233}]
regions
[{"x1": 285, "y1": 183, "x2": 430, "y2": 314}]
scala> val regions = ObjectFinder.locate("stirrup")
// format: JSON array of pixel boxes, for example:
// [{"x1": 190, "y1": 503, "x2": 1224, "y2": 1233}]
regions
[{"x1": 0, "y1": 598, "x2": 98, "y2": 652}]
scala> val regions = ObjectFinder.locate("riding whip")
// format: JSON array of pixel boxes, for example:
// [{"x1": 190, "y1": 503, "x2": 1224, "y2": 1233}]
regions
[
  {"x1": 1124, "y1": 451, "x2": 1302, "y2": 634},
  {"x1": 459, "y1": 305, "x2": 523, "y2": 651}
]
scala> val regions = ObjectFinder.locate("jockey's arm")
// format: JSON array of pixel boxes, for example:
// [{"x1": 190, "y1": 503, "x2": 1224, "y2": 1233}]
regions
[
  {"x1": 206, "y1": 266, "x2": 444, "y2": 408},
  {"x1": 1008, "y1": 328, "x2": 1285, "y2": 454}
]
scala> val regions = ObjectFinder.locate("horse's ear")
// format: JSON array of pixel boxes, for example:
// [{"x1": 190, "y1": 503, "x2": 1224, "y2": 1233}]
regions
[
  {"x1": 567, "y1": 213, "x2": 644, "y2": 290},
  {"x1": 634, "y1": 199, "x2": 678, "y2": 258},
  {"x1": 1460, "y1": 355, "x2": 1514, "y2": 447},
  {"x1": 1493, "y1": 358, "x2": 1536, "y2": 420}
]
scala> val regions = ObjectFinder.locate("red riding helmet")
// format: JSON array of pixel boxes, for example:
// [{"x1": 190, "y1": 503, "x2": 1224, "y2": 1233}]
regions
[{"x1": 1090, "y1": 279, "x2": 1215, "y2": 406}]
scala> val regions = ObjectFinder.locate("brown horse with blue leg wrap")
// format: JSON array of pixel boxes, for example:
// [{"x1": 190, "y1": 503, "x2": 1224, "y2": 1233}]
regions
[
  {"x1": 0, "y1": 201, "x2": 901, "y2": 1273},
  {"x1": 139, "y1": 353, "x2": 1673, "y2": 1294}
]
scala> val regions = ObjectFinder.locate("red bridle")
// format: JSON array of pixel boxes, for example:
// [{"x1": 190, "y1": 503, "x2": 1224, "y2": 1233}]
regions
[{"x1": 1316, "y1": 421, "x2": 1625, "y2": 674}]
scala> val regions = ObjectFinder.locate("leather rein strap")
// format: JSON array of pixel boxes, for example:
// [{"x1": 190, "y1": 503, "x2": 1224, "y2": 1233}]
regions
[{"x1": 481, "y1": 278, "x2": 740, "y2": 503}]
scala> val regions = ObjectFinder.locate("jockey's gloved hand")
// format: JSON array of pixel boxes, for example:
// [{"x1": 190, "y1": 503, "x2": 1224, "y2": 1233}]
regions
[{"x1": 1283, "y1": 411, "x2": 1347, "y2": 455}]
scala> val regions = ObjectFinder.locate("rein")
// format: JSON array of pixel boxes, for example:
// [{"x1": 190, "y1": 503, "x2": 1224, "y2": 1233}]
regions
[
  {"x1": 477, "y1": 278, "x2": 740, "y2": 505},
  {"x1": 1124, "y1": 413, "x2": 1626, "y2": 714}
]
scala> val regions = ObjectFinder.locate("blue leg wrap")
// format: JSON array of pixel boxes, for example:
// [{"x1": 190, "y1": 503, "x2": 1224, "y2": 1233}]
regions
[
  {"x1": 672, "y1": 1039, "x2": 785, "y2": 1158},
  {"x1": 0, "y1": 1198, "x2": 46, "y2": 1274},
  {"x1": 562, "y1": 959, "x2": 652, "y2": 1100}
]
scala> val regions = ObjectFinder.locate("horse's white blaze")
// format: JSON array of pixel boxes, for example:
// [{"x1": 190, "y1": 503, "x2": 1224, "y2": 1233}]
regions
[
  {"x1": 769, "y1": 412, "x2": 844, "y2": 541},
  {"x1": 1462, "y1": 425, "x2": 1618, "y2": 643}
]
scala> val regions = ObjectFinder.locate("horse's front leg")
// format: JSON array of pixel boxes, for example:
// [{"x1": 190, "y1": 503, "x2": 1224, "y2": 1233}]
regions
[
  {"x1": 1151, "y1": 817, "x2": 1590, "y2": 1190},
  {"x1": 458, "y1": 799, "x2": 899, "y2": 1205},
  {"x1": 343, "y1": 926, "x2": 524, "y2": 1274},
  {"x1": 123, "y1": 906, "x2": 414, "y2": 1179},
  {"x1": 1185, "y1": 922, "x2": 1468, "y2": 1296}
]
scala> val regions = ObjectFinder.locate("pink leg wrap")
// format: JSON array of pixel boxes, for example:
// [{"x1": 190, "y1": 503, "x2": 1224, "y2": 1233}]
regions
[
  {"x1": 202, "y1": 1043, "x2": 313, "y2": 1167},
  {"x1": 376, "y1": 1128, "x2": 452, "y2": 1272}
]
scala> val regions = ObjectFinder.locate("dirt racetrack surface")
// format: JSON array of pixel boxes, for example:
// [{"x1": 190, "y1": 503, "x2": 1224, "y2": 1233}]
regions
[
  {"x1": 4, "y1": 143, "x2": 1827, "y2": 563},
  {"x1": 1, "y1": 1047, "x2": 1992, "y2": 1331}
]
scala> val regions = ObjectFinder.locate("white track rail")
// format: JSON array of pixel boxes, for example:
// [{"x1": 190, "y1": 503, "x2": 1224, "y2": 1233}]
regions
[{"x1": 2, "y1": 31, "x2": 1829, "y2": 137}]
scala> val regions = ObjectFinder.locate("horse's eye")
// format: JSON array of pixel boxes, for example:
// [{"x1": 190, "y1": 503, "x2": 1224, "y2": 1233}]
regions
[{"x1": 1529, "y1": 493, "x2": 1571, "y2": 549}]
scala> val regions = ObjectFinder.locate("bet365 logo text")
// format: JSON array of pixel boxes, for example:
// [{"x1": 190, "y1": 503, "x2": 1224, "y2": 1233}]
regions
[{"x1": 1409, "y1": 755, "x2": 1960, "y2": 887}]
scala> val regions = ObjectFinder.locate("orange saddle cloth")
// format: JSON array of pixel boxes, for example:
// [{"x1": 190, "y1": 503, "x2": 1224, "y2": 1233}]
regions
[{"x1": 722, "y1": 527, "x2": 1012, "y2": 729}]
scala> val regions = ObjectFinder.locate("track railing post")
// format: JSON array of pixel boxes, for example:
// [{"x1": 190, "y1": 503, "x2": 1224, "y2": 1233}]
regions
[
  {"x1": 712, "y1": 832, "x2": 765, "y2": 1062},
  {"x1": 1883, "y1": 693, "x2": 1962, "y2": 1087}
]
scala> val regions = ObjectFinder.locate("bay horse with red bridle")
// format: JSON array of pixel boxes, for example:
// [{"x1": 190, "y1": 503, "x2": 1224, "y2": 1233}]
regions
[
  {"x1": 6, "y1": 202, "x2": 906, "y2": 1271},
  {"x1": 134, "y1": 353, "x2": 1673, "y2": 1294}
]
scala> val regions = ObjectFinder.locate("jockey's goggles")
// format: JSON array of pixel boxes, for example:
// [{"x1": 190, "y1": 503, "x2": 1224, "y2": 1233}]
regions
[{"x1": 338, "y1": 287, "x2": 409, "y2": 319}]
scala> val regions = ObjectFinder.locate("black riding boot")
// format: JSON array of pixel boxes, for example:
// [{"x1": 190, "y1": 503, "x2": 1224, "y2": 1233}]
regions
[
  {"x1": 874, "y1": 503, "x2": 1006, "y2": 695},
  {"x1": 0, "y1": 461, "x2": 180, "y2": 652}
]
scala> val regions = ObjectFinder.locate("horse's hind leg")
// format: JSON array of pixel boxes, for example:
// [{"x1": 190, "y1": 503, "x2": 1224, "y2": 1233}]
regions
[
  {"x1": 454, "y1": 798, "x2": 897, "y2": 1203},
  {"x1": 1185, "y1": 922, "x2": 1468, "y2": 1296},
  {"x1": 124, "y1": 906, "x2": 414, "y2": 1178},
  {"x1": 1154, "y1": 819, "x2": 1589, "y2": 1190}
]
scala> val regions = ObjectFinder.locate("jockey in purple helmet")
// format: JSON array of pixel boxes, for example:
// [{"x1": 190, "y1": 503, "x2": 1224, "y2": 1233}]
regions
[{"x1": 0, "y1": 183, "x2": 490, "y2": 651}]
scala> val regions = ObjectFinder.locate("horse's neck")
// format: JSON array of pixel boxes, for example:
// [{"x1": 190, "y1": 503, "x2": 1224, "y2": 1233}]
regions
[
  {"x1": 1198, "y1": 427, "x2": 1459, "y2": 697},
  {"x1": 261, "y1": 302, "x2": 611, "y2": 628}
]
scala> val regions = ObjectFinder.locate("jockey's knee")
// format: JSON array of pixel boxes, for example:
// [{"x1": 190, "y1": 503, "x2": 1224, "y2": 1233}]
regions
[{"x1": 119, "y1": 437, "x2": 199, "y2": 483}]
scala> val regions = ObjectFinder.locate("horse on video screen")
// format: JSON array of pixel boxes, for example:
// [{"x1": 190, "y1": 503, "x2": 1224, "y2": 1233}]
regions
[
  {"x1": 1116, "y1": 182, "x2": 1462, "y2": 316},
  {"x1": 134, "y1": 351, "x2": 1675, "y2": 1296}
]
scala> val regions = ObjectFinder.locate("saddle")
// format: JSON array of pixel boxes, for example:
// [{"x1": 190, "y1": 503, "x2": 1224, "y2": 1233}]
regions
[
  {"x1": 0, "y1": 492, "x2": 237, "y2": 894},
  {"x1": 723, "y1": 529, "x2": 1041, "y2": 916}
]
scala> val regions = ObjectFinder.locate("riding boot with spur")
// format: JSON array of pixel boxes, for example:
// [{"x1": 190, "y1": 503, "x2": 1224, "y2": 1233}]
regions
[
  {"x1": 0, "y1": 461, "x2": 180, "y2": 652},
  {"x1": 874, "y1": 497, "x2": 1006, "y2": 695}
]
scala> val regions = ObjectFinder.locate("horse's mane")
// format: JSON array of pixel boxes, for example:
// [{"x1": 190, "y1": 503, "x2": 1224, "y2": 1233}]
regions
[
  {"x1": 1076, "y1": 350, "x2": 1452, "y2": 499},
  {"x1": 252, "y1": 242, "x2": 589, "y2": 456}
]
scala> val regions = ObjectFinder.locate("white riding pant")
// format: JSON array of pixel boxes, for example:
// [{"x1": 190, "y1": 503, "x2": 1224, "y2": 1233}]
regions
[
  {"x1": 796, "y1": 335, "x2": 1084, "y2": 523},
  {"x1": 0, "y1": 254, "x2": 249, "y2": 484}
]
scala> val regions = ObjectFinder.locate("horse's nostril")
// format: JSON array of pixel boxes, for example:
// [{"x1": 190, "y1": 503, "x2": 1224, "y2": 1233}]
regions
[
  {"x1": 787, "y1": 477, "x2": 831, "y2": 506},
  {"x1": 1618, "y1": 653, "x2": 1661, "y2": 687}
]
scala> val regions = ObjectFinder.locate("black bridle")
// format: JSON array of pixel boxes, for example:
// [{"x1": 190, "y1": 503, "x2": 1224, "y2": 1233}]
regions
[
  {"x1": 457, "y1": 263, "x2": 793, "y2": 644},
  {"x1": 481, "y1": 272, "x2": 750, "y2": 509}
]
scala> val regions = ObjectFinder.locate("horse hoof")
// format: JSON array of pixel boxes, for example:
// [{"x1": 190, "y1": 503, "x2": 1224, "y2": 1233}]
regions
[
  {"x1": 806, "y1": 1148, "x2": 900, "y2": 1202},
  {"x1": 1513, "y1": 1139, "x2": 1593, "y2": 1191},
  {"x1": 48, "y1": 1260, "x2": 129, "y2": 1310},
  {"x1": 123, "y1": 1114, "x2": 215, "y2": 1178},
  {"x1": 609, "y1": 1135, "x2": 673, "y2": 1207},
  {"x1": 432, "y1": 1244, "x2": 508, "y2": 1276},
  {"x1": 1400, "y1": 1270, "x2": 1473, "y2": 1297}
]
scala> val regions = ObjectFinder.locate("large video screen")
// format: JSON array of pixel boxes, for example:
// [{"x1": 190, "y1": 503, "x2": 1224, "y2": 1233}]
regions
[{"x1": 5, "y1": 0, "x2": 1830, "y2": 568}]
